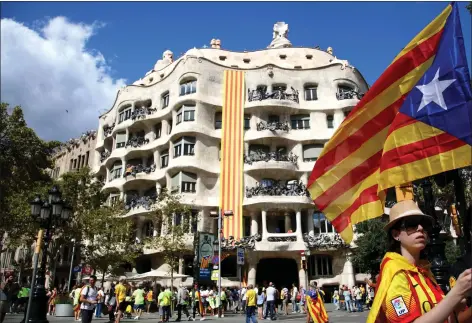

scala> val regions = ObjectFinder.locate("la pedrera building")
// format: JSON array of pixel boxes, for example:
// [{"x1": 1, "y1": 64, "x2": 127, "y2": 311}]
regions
[{"x1": 93, "y1": 22, "x2": 371, "y2": 299}]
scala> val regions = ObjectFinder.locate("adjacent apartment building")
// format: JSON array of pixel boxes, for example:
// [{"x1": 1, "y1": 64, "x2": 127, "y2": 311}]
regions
[{"x1": 93, "y1": 22, "x2": 370, "y2": 298}]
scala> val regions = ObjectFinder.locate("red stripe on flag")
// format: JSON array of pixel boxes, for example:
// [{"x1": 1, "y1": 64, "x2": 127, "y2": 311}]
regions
[
  {"x1": 346, "y1": 30, "x2": 443, "y2": 118},
  {"x1": 330, "y1": 185, "x2": 380, "y2": 232},
  {"x1": 385, "y1": 112, "x2": 418, "y2": 137},
  {"x1": 315, "y1": 151, "x2": 383, "y2": 211},
  {"x1": 380, "y1": 132, "x2": 467, "y2": 171},
  {"x1": 308, "y1": 95, "x2": 406, "y2": 186}
]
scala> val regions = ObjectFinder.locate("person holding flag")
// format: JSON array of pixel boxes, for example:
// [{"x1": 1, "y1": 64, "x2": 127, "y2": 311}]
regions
[
  {"x1": 307, "y1": 1, "x2": 472, "y2": 322},
  {"x1": 305, "y1": 283, "x2": 328, "y2": 323}
]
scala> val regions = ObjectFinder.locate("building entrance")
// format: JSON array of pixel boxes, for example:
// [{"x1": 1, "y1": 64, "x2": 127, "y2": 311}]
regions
[{"x1": 256, "y1": 258, "x2": 298, "y2": 289}]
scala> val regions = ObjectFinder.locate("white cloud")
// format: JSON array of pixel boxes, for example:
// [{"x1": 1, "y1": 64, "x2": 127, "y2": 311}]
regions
[{"x1": 0, "y1": 16, "x2": 126, "y2": 141}]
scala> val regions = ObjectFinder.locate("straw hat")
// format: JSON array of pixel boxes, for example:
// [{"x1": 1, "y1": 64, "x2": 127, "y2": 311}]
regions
[{"x1": 384, "y1": 200, "x2": 434, "y2": 231}]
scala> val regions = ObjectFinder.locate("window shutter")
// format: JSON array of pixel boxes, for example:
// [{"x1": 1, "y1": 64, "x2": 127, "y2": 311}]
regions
[
  {"x1": 181, "y1": 172, "x2": 197, "y2": 182},
  {"x1": 116, "y1": 132, "x2": 126, "y2": 143},
  {"x1": 303, "y1": 144, "x2": 323, "y2": 159},
  {"x1": 171, "y1": 173, "x2": 180, "y2": 188}
]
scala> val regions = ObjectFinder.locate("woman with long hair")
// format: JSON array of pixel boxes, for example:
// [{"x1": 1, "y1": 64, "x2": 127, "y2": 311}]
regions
[
  {"x1": 256, "y1": 288, "x2": 265, "y2": 319},
  {"x1": 367, "y1": 200, "x2": 471, "y2": 323}
]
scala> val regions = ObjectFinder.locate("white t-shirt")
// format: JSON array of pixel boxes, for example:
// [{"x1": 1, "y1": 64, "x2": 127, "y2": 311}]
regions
[
  {"x1": 80, "y1": 286, "x2": 98, "y2": 310},
  {"x1": 97, "y1": 290, "x2": 105, "y2": 303},
  {"x1": 266, "y1": 286, "x2": 276, "y2": 301},
  {"x1": 292, "y1": 287, "x2": 298, "y2": 299},
  {"x1": 241, "y1": 288, "x2": 247, "y2": 301}
]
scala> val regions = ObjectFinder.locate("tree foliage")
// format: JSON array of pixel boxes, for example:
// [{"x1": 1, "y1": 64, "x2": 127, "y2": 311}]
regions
[
  {"x1": 351, "y1": 218, "x2": 389, "y2": 278},
  {"x1": 467, "y1": 2, "x2": 472, "y2": 15},
  {"x1": 58, "y1": 167, "x2": 139, "y2": 281},
  {"x1": 444, "y1": 240, "x2": 462, "y2": 265},
  {"x1": 0, "y1": 103, "x2": 61, "y2": 252},
  {"x1": 143, "y1": 188, "x2": 194, "y2": 288}
]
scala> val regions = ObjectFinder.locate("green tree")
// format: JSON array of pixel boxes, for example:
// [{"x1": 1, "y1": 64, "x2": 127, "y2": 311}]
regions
[
  {"x1": 466, "y1": 2, "x2": 472, "y2": 14},
  {"x1": 143, "y1": 188, "x2": 193, "y2": 289},
  {"x1": 351, "y1": 218, "x2": 389, "y2": 278},
  {"x1": 0, "y1": 103, "x2": 60, "y2": 252},
  {"x1": 59, "y1": 167, "x2": 139, "y2": 284}
]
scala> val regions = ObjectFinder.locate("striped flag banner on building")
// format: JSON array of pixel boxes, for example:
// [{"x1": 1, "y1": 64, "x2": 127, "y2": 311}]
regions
[
  {"x1": 220, "y1": 70, "x2": 245, "y2": 240},
  {"x1": 307, "y1": 2, "x2": 472, "y2": 244}
]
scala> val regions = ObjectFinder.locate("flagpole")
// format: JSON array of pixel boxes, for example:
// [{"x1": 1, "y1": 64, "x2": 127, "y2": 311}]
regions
[{"x1": 421, "y1": 177, "x2": 449, "y2": 294}]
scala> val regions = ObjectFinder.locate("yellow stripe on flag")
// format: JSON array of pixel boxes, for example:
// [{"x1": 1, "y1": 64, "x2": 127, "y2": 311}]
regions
[{"x1": 220, "y1": 70, "x2": 245, "y2": 240}]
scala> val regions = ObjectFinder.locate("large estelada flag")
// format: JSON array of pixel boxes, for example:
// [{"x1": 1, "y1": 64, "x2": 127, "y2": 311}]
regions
[
  {"x1": 307, "y1": 2, "x2": 472, "y2": 243},
  {"x1": 305, "y1": 292, "x2": 328, "y2": 323}
]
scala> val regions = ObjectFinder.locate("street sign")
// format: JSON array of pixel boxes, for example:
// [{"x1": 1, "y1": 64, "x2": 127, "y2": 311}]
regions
[
  {"x1": 211, "y1": 270, "x2": 219, "y2": 281},
  {"x1": 237, "y1": 248, "x2": 245, "y2": 265},
  {"x1": 73, "y1": 265, "x2": 82, "y2": 273}
]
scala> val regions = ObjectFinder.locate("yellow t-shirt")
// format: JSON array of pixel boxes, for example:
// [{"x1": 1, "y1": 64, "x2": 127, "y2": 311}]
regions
[
  {"x1": 146, "y1": 291, "x2": 153, "y2": 301},
  {"x1": 246, "y1": 289, "x2": 256, "y2": 307},
  {"x1": 115, "y1": 283, "x2": 127, "y2": 303}
]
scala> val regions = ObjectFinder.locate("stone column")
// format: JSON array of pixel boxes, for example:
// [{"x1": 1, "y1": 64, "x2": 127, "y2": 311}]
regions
[
  {"x1": 247, "y1": 255, "x2": 257, "y2": 287},
  {"x1": 136, "y1": 220, "x2": 144, "y2": 242},
  {"x1": 284, "y1": 213, "x2": 292, "y2": 232},
  {"x1": 298, "y1": 264, "x2": 306, "y2": 289},
  {"x1": 307, "y1": 211, "x2": 314, "y2": 235},
  {"x1": 334, "y1": 110, "x2": 345, "y2": 130},
  {"x1": 178, "y1": 257, "x2": 184, "y2": 274},
  {"x1": 251, "y1": 213, "x2": 258, "y2": 236},
  {"x1": 261, "y1": 210, "x2": 268, "y2": 240},
  {"x1": 295, "y1": 210, "x2": 303, "y2": 241},
  {"x1": 341, "y1": 255, "x2": 356, "y2": 288}
]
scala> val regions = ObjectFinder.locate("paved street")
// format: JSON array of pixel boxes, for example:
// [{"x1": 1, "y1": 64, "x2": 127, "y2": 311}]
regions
[{"x1": 4, "y1": 305, "x2": 369, "y2": 323}]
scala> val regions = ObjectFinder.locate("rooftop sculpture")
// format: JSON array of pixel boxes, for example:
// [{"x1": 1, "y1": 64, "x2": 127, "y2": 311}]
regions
[{"x1": 268, "y1": 22, "x2": 292, "y2": 49}]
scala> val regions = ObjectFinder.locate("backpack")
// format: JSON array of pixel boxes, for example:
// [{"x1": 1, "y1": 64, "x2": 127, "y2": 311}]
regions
[
  {"x1": 78, "y1": 286, "x2": 90, "y2": 305},
  {"x1": 181, "y1": 288, "x2": 189, "y2": 301}
]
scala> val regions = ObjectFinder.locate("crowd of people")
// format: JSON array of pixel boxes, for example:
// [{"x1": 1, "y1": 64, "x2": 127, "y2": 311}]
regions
[{"x1": 332, "y1": 283, "x2": 374, "y2": 313}]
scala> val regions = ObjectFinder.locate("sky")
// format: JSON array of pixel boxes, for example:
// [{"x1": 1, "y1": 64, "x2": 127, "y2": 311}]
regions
[{"x1": 1, "y1": 1, "x2": 471, "y2": 141}]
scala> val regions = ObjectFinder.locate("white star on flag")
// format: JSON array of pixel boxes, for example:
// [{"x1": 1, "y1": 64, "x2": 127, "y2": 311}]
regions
[{"x1": 416, "y1": 68, "x2": 456, "y2": 112}]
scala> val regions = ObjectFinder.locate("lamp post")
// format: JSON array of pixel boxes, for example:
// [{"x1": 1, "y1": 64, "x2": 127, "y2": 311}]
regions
[
  {"x1": 210, "y1": 209, "x2": 233, "y2": 318},
  {"x1": 26, "y1": 186, "x2": 72, "y2": 323}
]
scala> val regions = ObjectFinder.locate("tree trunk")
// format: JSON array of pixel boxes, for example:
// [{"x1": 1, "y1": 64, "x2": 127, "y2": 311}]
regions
[{"x1": 101, "y1": 266, "x2": 106, "y2": 287}]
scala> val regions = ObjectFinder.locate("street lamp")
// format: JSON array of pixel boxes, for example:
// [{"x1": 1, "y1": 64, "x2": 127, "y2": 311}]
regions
[
  {"x1": 210, "y1": 209, "x2": 233, "y2": 317},
  {"x1": 26, "y1": 186, "x2": 72, "y2": 323}
]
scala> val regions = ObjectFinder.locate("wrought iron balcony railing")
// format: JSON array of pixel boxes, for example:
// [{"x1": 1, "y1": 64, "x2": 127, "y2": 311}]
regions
[
  {"x1": 303, "y1": 232, "x2": 348, "y2": 249},
  {"x1": 131, "y1": 107, "x2": 157, "y2": 121},
  {"x1": 248, "y1": 87, "x2": 299, "y2": 103},
  {"x1": 220, "y1": 234, "x2": 262, "y2": 251},
  {"x1": 124, "y1": 163, "x2": 156, "y2": 178},
  {"x1": 336, "y1": 89, "x2": 365, "y2": 100},
  {"x1": 245, "y1": 180, "x2": 310, "y2": 198},
  {"x1": 256, "y1": 121, "x2": 290, "y2": 132},
  {"x1": 100, "y1": 151, "x2": 111, "y2": 163},
  {"x1": 244, "y1": 150, "x2": 298, "y2": 165},
  {"x1": 125, "y1": 136, "x2": 149, "y2": 148},
  {"x1": 103, "y1": 123, "x2": 115, "y2": 137},
  {"x1": 125, "y1": 194, "x2": 157, "y2": 211}
]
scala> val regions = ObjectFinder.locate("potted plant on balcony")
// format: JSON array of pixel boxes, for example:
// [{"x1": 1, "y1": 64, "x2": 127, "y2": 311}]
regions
[{"x1": 54, "y1": 293, "x2": 74, "y2": 317}]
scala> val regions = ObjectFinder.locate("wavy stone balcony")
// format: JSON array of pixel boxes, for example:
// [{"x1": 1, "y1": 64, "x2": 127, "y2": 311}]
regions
[
  {"x1": 103, "y1": 123, "x2": 115, "y2": 138},
  {"x1": 244, "y1": 180, "x2": 312, "y2": 207},
  {"x1": 244, "y1": 150, "x2": 299, "y2": 173},
  {"x1": 124, "y1": 194, "x2": 157, "y2": 217},
  {"x1": 131, "y1": 106, "x2": 157, "y2": 121},
  {"x1": 336, "y1": 89, "x2": 364, "y2": 101},
  {"x1": 256, "y1": 121, "x2": 290, "y2": 132},
  {"x1": 248, "y1": 88, "x2": 299, "y2": 103},
  {"x1": 124, "y1": 163, "x2": 157, "y2": 178},
  {"x1": 125, "y1": 136, "x2": 150, "y2": 149}
]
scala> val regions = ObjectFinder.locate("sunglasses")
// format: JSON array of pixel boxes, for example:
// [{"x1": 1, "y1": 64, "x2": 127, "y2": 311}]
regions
[{"x1": 400, "y1": 216, "x2": 433, "y2": 235}]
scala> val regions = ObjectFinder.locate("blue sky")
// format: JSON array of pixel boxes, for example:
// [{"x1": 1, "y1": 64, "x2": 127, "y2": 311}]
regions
[
  {"x1": 2, "y1": 1, "x2": 471, "y2": 85},
  {"x1": 1, "y1": 1, "x2": 471, "y2": 140}
]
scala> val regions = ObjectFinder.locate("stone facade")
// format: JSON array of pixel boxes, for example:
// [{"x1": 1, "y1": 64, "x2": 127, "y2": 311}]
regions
[
  {"x1": 49, "y1": 130, "x2": 98, "y2": 179},
  {"x1": 93, "y1": 22, "x2": 371, "y2": 294}
]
